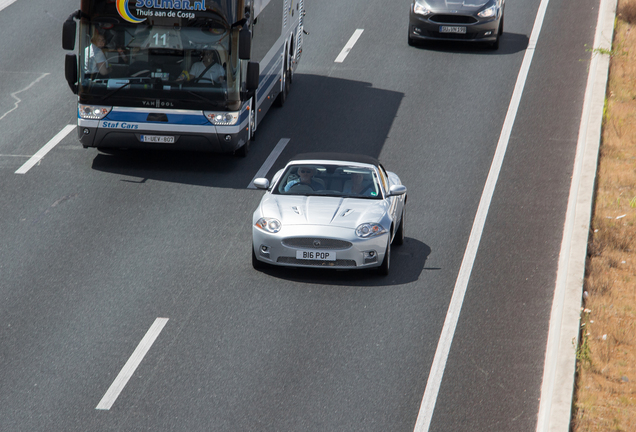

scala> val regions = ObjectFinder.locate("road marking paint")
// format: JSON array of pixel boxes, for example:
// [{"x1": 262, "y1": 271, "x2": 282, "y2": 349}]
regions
[
  {"x1": 247, "y1": 138, "x2": 290, "y2": 188},
  {"x1": 15, "y1": 125, "x2": 76, "y2": 174},
  {"x1": 0, "y1": 73, "x2": 50, "y2": 122},
  {"x1": 412, "y1": 1, "x2": 551, "y2": 431},
  {"x1": 335, "y1": 29, "x2": 364, "y2": 63},
  {"x1": 0, "y1": 0, "x2": 18, "y2": 13},
  {"x1": 96, "y1": 318, "x2": 169, "y2": 411}
]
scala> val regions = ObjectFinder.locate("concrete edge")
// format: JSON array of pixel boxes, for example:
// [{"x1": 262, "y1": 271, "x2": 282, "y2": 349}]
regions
[{"x1": 536, "y1": 0, "x2": 618, "y2": 431}]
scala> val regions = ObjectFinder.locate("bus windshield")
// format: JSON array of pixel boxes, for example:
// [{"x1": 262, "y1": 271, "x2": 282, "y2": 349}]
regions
[{"x1": 78, "y1": 18, "x2": 240, "y2": 109}]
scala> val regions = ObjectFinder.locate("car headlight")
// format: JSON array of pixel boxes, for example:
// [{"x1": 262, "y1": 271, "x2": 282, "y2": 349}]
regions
[
  {"x1": 79, "y1": 105, "x2": 112, "y2": 120},
  {"x1": 477, "y1": 5, "x2": 497, "y2": 18},
  {"x1": 255, "y1": 217, "x2": 282, "y2": 233},
  {"x1": 413, "y1": 0, "x2": 432, "y2": 16},
  {"x1": 205, "y1": 111, "x2": 240, "y2": 126},
  {"x1": 356, "y1": 223, "x2": 387, "y2": 238}
]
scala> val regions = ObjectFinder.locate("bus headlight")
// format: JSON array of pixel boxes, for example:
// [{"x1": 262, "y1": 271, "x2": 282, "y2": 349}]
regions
[
  {"x1": 205, "y1": 111, "x2": 240, "y2": 126},
  {"x1": 79, "y1": 105, "x2": 112, "y2": 120}
]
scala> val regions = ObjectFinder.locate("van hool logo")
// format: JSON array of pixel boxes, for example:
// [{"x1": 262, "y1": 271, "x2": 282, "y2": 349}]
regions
[{"x1": 117, "y1": 0, "x2": 205, "y2": 23}]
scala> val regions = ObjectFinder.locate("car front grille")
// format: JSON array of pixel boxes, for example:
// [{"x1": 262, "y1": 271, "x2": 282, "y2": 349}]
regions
[
  {"x1": 277, "y1": 257, "x2": 357, "y2": 267},
  {"x1": 282, "y1": 237, "x2": 352, "y2": 250},
  {"x1": 430, "y1": 14, "x2": 478, "y2": 24}
]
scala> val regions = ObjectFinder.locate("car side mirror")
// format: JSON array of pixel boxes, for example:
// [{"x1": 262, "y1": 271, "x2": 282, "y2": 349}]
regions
[
  {"x1": 65, "y1": 54, "x2": 78, "y2": 94},
  {"x1": 253, "y1": 178, "x2": 269, "y2": 190},
  {"x1": 388, "y1": 185, "x2": 407, "y2": 196},
  {"x1": 62, "y1": 18, "x2": 77, "y2": 50},
  {"x1": 239, "y1": 26, "x2": 252, "y2": 60}
]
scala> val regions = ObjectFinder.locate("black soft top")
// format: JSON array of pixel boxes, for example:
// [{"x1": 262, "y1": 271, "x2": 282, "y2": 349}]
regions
[{"x1": 289, "y1": 153, "x2": 380, "y2": 168}]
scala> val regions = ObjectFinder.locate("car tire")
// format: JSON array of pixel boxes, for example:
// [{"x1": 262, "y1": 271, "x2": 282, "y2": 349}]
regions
[
  {"x1": 378, "y1": 238, "x2": 390, "y2": 276},
  {"x1": 490, "y1": 37, "x2": 500, "y2": 50},
  {"x1": 394, "y1": 208, "x2": 405, "y2": 246},
  {"x1": 499, "y1": 13, "x2": 505, "y2": 35},
  {"x1": 252, "y1": 244, "x2": 266, "y2": 270}
]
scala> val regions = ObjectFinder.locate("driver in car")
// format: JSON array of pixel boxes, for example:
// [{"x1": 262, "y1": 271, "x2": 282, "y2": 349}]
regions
[{"x1": 284, "y1": 166, "x2": 325, "y2": 192}]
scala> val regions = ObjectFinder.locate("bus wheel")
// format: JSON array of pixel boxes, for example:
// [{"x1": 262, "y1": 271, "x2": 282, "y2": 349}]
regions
[
  {"x1": 235, "y1": 105, "x2": 255, "y2": 157},
  {"x1": 275, "y1": 56, "x2": 290, "y2": 107}
]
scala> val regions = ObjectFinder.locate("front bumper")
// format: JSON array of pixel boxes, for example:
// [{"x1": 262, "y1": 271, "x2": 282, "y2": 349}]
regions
[
  {"x1": 77, "y1": 107, "x2": 250, "y2": 153},
  {"x1": 409, "y1": 11, "x2": 501, "y2": 42},
  {"x1": 252, "y1": 225, "x2": 389, "y2": 270}
]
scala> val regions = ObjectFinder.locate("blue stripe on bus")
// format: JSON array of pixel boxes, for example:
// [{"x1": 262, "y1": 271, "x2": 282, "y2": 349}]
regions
[{"x1": 105, "y1": 111, "x2": 209, "y2": 125}]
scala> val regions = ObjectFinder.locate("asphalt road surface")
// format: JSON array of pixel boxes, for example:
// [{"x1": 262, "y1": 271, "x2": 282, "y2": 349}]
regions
[{"x1": 0, "y1": 0, "x2": 600, "y2": 430}]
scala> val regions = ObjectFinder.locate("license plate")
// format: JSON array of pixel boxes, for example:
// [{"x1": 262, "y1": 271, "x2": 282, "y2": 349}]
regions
[
  {"x1": 296, "y1": 250, "x2": 336, "y2": 261},
  {"x1": 440, "y1": 26, "x2": 467, "y2": 34},
  {"x1": 140, "y1": 135, "x2": 175, "y2": 143}
]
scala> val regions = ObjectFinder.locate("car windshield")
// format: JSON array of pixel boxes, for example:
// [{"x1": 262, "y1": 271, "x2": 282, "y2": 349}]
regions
[{"x1": 273, "y1": 164, "x2": 382, "y2": 199}]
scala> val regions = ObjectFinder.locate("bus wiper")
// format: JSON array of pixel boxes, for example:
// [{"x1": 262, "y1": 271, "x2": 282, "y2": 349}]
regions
[
  {"x1": 97, "y1": 76, "x2": 156, "y2": 102},
  {"x1": 185, "y1": 90, "x2": 226, "y2": 105}
]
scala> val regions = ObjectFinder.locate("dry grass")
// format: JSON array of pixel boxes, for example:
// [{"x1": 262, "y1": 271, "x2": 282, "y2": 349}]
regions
[{"x1": 572, "y1": 1, "x2": 636, "y2": 431}]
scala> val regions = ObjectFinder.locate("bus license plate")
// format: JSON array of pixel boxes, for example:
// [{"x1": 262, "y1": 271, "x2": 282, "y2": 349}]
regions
[
  {"x1": 440, "y1": 26, "x2": 467, "y2": 34},
  {"x1": 140, "y1": 135, "x2": 175, "y2": 143},
  {"x1": 296, "y1": 250, "x2": 336, "y2": 261}
]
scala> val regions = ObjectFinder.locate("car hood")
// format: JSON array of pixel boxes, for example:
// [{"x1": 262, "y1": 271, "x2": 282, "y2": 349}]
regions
[
  {"x1": 424, "y1": 0, "x2": 490, "y2": 11},
  {"x1": 260, "y1": 194, "x2": 388, "y2": 229}
]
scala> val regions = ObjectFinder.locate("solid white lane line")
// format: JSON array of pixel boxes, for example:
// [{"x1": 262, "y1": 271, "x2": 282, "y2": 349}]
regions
[
  {"x1": 247, "y1": 138, "x2": 290, "y2": 188},
  {"x1": 536, "y1": 0, "x2": 616, "y2": 430},
  {"x1": 15, "y1": 125, "x2": 76, "y2": 174},
  {"x1": 335, "y1": 29, "x2": 364, "y2": 63},
  {"x1": 412, "y1": 1, "x2": 551, "y2": 431},
  {"x1": 96, "y1": 318, "x2": 169, "y2": 411},
  {"x1": 0, "y1": 0, "x2": 18, "y2": 13}
]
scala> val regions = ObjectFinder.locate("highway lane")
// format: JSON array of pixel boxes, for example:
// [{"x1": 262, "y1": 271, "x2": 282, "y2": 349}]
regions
[{"x1": 0, "y1": 0, "x2": 600, "y2": 430}]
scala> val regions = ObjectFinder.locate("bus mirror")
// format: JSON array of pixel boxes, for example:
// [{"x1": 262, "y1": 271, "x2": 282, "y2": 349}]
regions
[
  {"x1": 65, "y1": 54, "x2": 78, "y2": 94},
  {"x1": 239, "y1": 27, "x2": 252, "y2": 60},
  {"x1": 62, "y1": 19, "x2": 76, "y2": 50},
  {"x1": 246, "y1": 62, "x2": 259, "y2": 91}
]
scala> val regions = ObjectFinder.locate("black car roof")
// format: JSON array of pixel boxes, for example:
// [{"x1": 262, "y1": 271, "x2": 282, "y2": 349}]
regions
[{"x1": 289, "y1": 153, "x2": 380, "y2": 167}]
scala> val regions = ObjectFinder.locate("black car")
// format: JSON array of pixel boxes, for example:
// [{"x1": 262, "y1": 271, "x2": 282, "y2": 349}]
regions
[{"x1": 408, "y1": 0, "x2": 505, "y2": 49}]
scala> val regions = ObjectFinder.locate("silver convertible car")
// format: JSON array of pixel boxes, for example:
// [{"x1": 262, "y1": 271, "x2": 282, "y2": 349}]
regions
[{"x1": 251, "y1": 153, "x2": 407, "y2": 275}]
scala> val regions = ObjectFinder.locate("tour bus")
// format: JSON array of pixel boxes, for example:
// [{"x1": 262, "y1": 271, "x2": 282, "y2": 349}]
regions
[{"x1": 62, "y1": 0, "x2": 305, "y2": 156}]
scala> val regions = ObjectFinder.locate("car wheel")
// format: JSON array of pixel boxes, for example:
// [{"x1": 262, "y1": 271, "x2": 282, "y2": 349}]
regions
[
  {"x1": 378, "y1": 238, "x2": 390, "y2": 276},
  {"x1": 252, "y1": 244, "x2": 266, "y2": 270},
  {"x1": 490, "y1": 36, "x2": 500, "y2": 50},
  {"x1": 408, "y1": 34, "x2": 416, "y2": 46},
  {"x1": 499, "y1": 13, "x2": 505, "y2": 35},
  {"x1": 394, "y1": 208, "x2": 405, "y2": 246}
]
